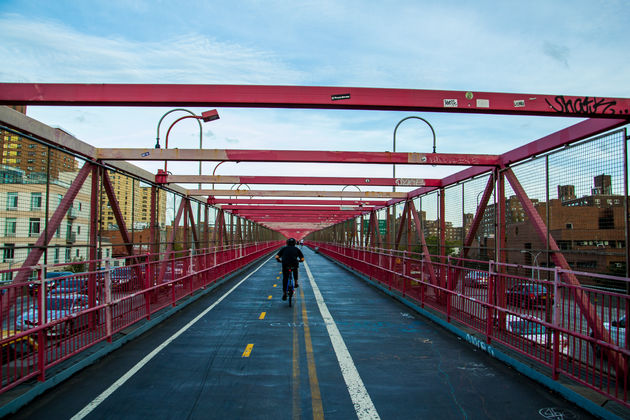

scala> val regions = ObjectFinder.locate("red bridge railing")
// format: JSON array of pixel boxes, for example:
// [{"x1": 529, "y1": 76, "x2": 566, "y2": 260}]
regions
[
  {"x1": 311, "y1": 241, "x2": 629, "y2": 408},
  {"x1": 0, "y1": 241, "x2": 280, "y2": 394}
]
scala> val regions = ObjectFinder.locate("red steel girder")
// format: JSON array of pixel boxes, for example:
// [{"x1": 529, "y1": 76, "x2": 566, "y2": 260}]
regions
[
  {"x1": 99, "y1": 148, "x2": 499, "y2": 166},
  {"x1": 222, "y1": 205, "x2": 372, "y2": 211},
  {"x1": 209, "y1": 198, "x2": 388, "y2": 206},
  {"x1": 165, "y1": 174, "x2": 438, "y2": 187},
  {"x1": 2, "y1": 83, "x2": 629, "y2": 118}
]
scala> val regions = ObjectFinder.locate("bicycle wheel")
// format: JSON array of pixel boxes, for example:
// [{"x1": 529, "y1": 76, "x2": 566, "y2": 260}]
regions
[{"x1": 288, "y1": 288, "x2": 293, "y2": 307}]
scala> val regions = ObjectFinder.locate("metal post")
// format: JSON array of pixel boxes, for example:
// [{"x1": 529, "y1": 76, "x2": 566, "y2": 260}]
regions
[
  {"x1": 552, "y1": 266, "x2": 560, "y2": 380},
  {"x1": 104, "y1": 259, "x2": 112, "y2": 342},
  {"x1": 36, "y1": 266, "x2": 46, "y2": 381}
]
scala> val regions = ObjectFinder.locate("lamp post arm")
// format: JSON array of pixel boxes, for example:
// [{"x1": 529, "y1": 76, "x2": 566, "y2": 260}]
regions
[
  {"x1": 393, "y1": 116, "x2": 437, "y2": 154},
  {"x1": 156, "y1": 108, "x2": 198, "y2": 148},
  {"x1": 163, "y1": 115, "x2": 203, "y2": 172}
]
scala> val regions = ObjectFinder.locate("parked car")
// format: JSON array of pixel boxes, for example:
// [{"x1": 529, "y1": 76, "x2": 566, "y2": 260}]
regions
[
  {"x1": 50, "y1": 273, "x2": 88, "y2": 295},
  {"x1": 28, "y1": 271, "x2": 74, "y2": 296},
  {"x1": 506, "y1": 283, "x2": 551, "y2": 308},
  {"x1": 1, "y1": 330, "x2": 37, "y2": 361},
  {"x1": 16, "y1": 293, "x2": 98, "y2": 337},
  {"x1": 505, "y1": 314, "x2": 569, "y2": 356},
  {"x1": 591, "y1": 316, "x2": 626, "y2": 358},
  {"x1": 464, "y1": 271, "x2": 488, "y2": 288}
]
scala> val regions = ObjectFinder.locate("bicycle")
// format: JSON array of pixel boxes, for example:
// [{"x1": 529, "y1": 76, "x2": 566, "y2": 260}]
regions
[
  {"x1": 286, "y1": 266, "x2": 295, "y2": 307},
  {"x1": 277, "y1": 258, "x2": 297, "y2": 307}
]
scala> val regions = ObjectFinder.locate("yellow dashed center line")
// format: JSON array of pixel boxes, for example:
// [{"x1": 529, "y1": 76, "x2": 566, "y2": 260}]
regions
[
  {"x1": 292, "y1": 298, "x2": 300, "y2": 419},
  {"x1": 259, "y1": 312, "x2": 266, "y2": 320},
  {"x1": 300, "y1": 287, "x2": 324, "y2": 419},
  {"x1": 242, "y1": 344, "x2": 254, "y2": 357},
  {"x1": 273, "y1": 284, "x2": 277, "y2": 287},
  {"x1": 268, "y1": 295, "x2": 272, "y2": 300}
]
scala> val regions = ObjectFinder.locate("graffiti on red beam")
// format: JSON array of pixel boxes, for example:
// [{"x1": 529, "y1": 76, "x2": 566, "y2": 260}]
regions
[{"x1": 395, "y1": 178, "x2": 426, "y2": 186}]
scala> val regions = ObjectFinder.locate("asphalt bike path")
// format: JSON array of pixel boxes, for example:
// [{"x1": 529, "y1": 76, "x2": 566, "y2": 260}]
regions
[{"x1": 5, "y1": 248, "x2": 595, "y2": 419}]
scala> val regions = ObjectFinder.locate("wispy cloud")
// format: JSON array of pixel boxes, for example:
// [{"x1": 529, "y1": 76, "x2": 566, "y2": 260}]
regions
[
  {"x1": 0, "y1": 14, "x2": 303, "y2": 84},
  {"x1": 543, "y1": 42, "x2": 570, "y2": 68}
]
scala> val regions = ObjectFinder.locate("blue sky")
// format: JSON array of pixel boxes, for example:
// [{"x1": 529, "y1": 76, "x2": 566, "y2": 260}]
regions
[{"x1": 0, "y1": 0, "x2": 629, "y2": 185}]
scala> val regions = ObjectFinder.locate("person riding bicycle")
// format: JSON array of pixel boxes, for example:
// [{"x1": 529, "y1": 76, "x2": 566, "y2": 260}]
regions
[{"x1": 275, "y1": 238, "x2": 305, "y2": 301}]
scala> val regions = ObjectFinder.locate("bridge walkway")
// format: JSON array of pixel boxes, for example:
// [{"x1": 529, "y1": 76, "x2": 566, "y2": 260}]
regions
[{"x1": 6, "y1": 247, "x2": 594, "y2": 419}]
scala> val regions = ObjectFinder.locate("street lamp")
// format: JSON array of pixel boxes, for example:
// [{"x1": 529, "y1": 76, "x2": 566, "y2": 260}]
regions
[
  {"x1": 521, "y1": 249, "x2": 542, "y2": 281},
  {"x1": 341, "y1": 185, "x2": 361, "y2": 206},
  {"x1": 392, "y1": 116, "x2": 436, "y2": 192},
  {"x1": 155, "y1": 108, "x2": 219, "y2": 251},
  {"x1": 211, "y1": 161, "x2": 240, "y2": 190}
]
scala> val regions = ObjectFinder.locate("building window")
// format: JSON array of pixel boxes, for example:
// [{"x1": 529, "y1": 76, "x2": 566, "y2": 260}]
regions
[
  {"x1": 76, "y1": 249, "x2": 80, "y2": 258},
  {"x1": 29, "y1": 218, "x2": 41, "y2": 237},
  {"x1": 6, "y1": 192, "x2": 18, "y2": 210},
  {"x1": 77, "y1": 226, "x2": 81, "y2": 235},
  {"x1": 2, "y1": 244, "x2": 15, "y2": 262},
  {"x1": 1, "y1": 271, "x2": 12, "y2": 282},
  {"x1": 31, "y1": 192, "x2": 42, "y2": 210},
  {"x1": 565, "y1": 223, "x2": 573, "y2": 229},
  {"x1": 54, "y1": 247, "x2": 60, "y2": 264},
  {"x1": 65, "y1": 247, "x2": 71, "y2": 263},
  {"x1": 4, "y1": 218, "x2": 16, "y2": 237}
]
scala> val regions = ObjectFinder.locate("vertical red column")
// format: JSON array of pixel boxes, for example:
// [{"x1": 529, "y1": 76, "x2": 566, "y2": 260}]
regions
[
  {"x1": 88, "y1": 165, "x2": 100, "y2": 322},
  {"x1": 439, "y1": 189, "x2": 446, "y2": 290}
]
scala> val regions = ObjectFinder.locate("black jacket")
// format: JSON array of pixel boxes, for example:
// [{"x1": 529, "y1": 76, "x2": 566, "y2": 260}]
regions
[{"x1": 276, "y1": 246, "x2": 304, "y2": 267}]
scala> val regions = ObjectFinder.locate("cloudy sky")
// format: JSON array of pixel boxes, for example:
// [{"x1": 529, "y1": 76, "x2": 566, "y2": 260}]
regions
[{"x1": 1, "y1": 0, "x2": 628, "y2": 185}]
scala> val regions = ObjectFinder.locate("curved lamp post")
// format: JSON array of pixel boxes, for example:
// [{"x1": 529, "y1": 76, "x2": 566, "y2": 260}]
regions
[
  {"x1": 156, "y1": 108, "x2": 219, "y2": 250},
  {"x1": 521, "y1": 249, "x2": 542, "y2": 281},
  {"x1": 392, "y1": 116, "x2": 436, "y2": 192},
  {"x1": 341, "y1": 185, "x2": 362, "y2": 207},
  {"x1": 211, "y1": 161, "x2": 240, "y2": 190}
]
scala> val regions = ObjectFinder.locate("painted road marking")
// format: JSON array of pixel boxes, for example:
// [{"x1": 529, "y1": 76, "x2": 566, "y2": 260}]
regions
[
  {"x1": 300, "y1": 286, "x2": 324, "y2": 419},
  {"x1": 292, "y1": 297, "x2": 301, "y2": 419},
  {"x1": 273, "y1": 284, "x2": 277, "y2": 287},
  {"x1": 268, "y1": 295, "x2": 272, "y2": 300},
  {"x1": 242, "y1": 344, "x2": 254, "y2": 357},
  {"x1": 259, "y1": 312, "x2": 266, "y2": 320},
  {"x1": 277, "y1": 276, "x2": 280, "y2": 280},
  {"x1": 304, "y1": 261, "x2": 381, "y2": 420},
  {"x1": 70, "y1": 256, "x2": 274, "y2": 420}
]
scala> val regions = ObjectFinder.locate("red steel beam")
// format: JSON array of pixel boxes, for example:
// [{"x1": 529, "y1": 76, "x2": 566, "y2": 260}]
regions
[
  {"x1": 166, "y1": 174, "x2": 438, "y2": 187},
  {"x1": 209, "y1": 198, "x2": 388, "y2": 206},
  {"x1": 99, "y1": 148, "x2": 499, "y2": 166},
  {"x1": 2, "y1": 83, "x2": 629, "y2": 118},
  {"x1": 198, "y1": 190, "x2": 407, "y2": 198},
  {"x1": 222, "y1": 205, "x2": 373, "y2": 211}
]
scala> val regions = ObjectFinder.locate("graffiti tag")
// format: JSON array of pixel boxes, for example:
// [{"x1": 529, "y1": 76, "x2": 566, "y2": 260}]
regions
[
  {"x1": 545, "y1": 95, "x2": 618, "y2": 115},
  {"x1": 395, "y1": 178, "x2": 425, "y2": 186},
  {"x1": 465, "y1": 333, "x2": 495, "y2": 356}
]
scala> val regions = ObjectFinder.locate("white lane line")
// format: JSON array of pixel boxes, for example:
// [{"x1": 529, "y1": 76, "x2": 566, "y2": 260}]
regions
[
  {"x1": 71, "y1": 256, "x2": 274, "y2": 420},
  {"x1": 303, "y1": 261, "x2": 381, "y2": 420}
]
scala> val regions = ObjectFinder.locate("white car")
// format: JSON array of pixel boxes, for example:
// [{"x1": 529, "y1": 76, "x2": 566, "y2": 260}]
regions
[
  {"x1": 591, "y1": 316, "x2": 626, "y2": 358},
  {"x1": 505, "y1": 314, "x2": 569, "y2": 356},
  {"x1": 17, "y1": 293, "x2": 98, "y2": 337}
]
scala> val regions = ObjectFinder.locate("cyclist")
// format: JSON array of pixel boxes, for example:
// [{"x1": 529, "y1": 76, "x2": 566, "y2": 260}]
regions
[{"x1": 275, "y1": 238, "x2": 305, "y2": 301}]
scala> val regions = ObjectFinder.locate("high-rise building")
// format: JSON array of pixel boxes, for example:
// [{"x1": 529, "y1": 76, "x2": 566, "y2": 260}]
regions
[
  {"x1": 558, "y1": 185, "x2": 576, "y2": 201},
  {"x1": 1, "y1": 129, "x2": 78, "y2": 178},
  {"x1": 102, "y1": 172, "x2": 166, "y2": 231},
  {"x1": 593, "y1": 174, "x2": 612, "y2": 195}
]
